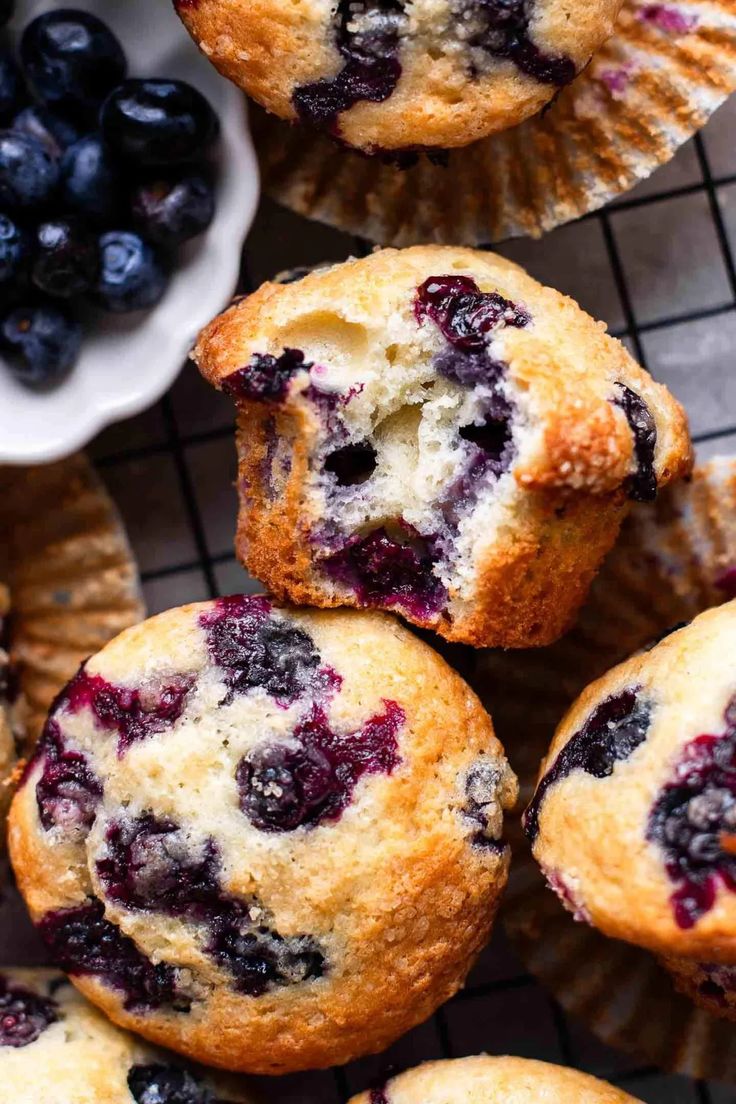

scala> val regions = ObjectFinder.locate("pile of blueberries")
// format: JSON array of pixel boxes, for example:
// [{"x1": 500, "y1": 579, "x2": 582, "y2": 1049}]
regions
[{"x1": 0, "y1": 4, "x2": 219, "y2": 387}]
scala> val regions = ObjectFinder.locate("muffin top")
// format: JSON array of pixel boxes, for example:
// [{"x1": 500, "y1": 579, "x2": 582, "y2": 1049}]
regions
[
  {"x1": 526, "y1": 601, "x2": 736, "y2": 962},
  {"x1": 0, "y1": 967, "x2": 254, "y2": 1104},
  {"x1": 348, "y1": 1055, "x2": 641, "y2": 1102},
  {"x1": 196, "y1": 246, "x2": 690, "y2": 508},
  {"x1": 9, "y1": 596, "x2": 516, "y2": 1073},
  {"x1": 175, "y1": 0, "x2": 623, "y2": 151}
]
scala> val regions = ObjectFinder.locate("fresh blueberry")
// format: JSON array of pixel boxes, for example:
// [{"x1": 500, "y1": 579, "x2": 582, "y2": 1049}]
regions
[
  {"x1": 101, "y1": 79, "x2": 218, "y2": 166},
  {"x1": 60, "y1": 133, "x2": 122, "y2": 223},
  {"x1": 130, "y1": 173, "x2": 215, "y2": 248},
  {"x1": 20, "y1": 10, "x2": 127, "y2": 117},
  {"x1": 0, "y1": 975, "x2": 58, "y2": 1048},
  {"x1": 0, "y1": 214, "x2": 27, "y2": 284},
  {"x1": 94, "y1": 231, "x2": 168, "y2": 313},
  {"x1": 12, "y1": 105, "x2": 80, "y2": 159},
  {"x1": 0, "y1": 49, "x2": 21, "y2": 123},
  {"x1": 0, "y1": 130, "x2": 60, "y2": 211},
  {"x1": 31, "y1": 218, "x2": 99, "y2": 299},
  {"x1": 1, "y1": 301, "x2": 81, "y2": 387}
]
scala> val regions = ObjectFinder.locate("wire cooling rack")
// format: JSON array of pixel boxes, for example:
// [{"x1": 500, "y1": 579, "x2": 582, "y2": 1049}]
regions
[{"x1": 6, "y1": 97, "x2": 736, "y2": 1104}]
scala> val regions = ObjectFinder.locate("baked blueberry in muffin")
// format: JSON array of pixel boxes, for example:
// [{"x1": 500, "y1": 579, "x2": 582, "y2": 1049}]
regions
[
  {"x1": 174, "y1": 0, "x2": 623, "y2": 152},
  {"x1": 0, "y1": 582, "x2": 24, "y2": 844},
  {"x1": 525, "y1": 601, "x2": 736, "y2": 965},
  {"x1": 193, "y1": 246, "x2": 691, "y2": 648},
  {"x1": 8, "y1": 597, "x2": 516, "y2": 1073},
  {"x1": 0, "y1": 967, "x2": 254, "y2": 1102},
  {"x1": 347, "y1": 1055, "x2": 642, "y2": 1102}
]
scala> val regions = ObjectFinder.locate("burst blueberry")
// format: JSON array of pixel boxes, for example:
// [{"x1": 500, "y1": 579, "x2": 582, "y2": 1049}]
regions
[
  {"x1": 293, "y1": 0, "x2": 405, "y2": 130},
  {"x1": 648, "y1": 695, "x2": 736, "y2": 929},
  {"x1": 200, "y1": 595, "x2": 321, "y2": 703},
  {"x1": 221, "y1": 348, "x2": 310, "y2": 403},
  {"x1": 415, "y1": 275, "x2": 529, "y2": 353},
  {"x1": 323, "y1": 528, "x2": 447, "y2": 620},
  {"x1": 525, "y1": 688, "x2": 653, "y2": 843},
  {"x1": 206, "y1": 904, "x2": 325, "y2": 996},
  {"x1": 237, "y1": 740, "x2": 335, "y2": 832},
  {"x1": 0, "y1": 975, "x2": 58, "y2": 1048},
  {"x1": 456, "y1": 0, "x2": 576, "y2": 86},
  {"x1": 97, "y1": 815, "x2": 221, "y2": 915},
  {"x1": 237, "y1": 698, "x2": 403, "y2": 831},
  {"x1": 34, "y1": 720, "x2": 102, "y2": 833},
  {"x1": 128, "y1": 1064, "x2": 213, "y2": 1104},
  {"x1": 56, "y1": 664, "x2": 193, "y2": 754},
  {"x1": 613, "y1": 383, "x2": 658, "y2": 502},
  {"x1": 37, "y1": 899, "x2": 189, "y2": 1013}
]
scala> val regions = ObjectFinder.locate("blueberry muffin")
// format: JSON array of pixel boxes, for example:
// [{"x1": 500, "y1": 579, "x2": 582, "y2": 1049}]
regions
[
  {"x1": 8, "y1": 596, "x2": 517, "y2": 1073},
  {"x1": 347, "y1": 1055, "x2": 642, "y2": 1102},
  {"x1": 0, "y1": 582, "x2": 22, "y2": 839},
  {"x1": 0, "y1": 967, "x2": 255, "y2": 1103},
  {"x1": 193, "y1": 246, "x2": 692, "y2": 648},
  {"x1": 174, "y1": 0, "x2": 623, "y2": 153},
  {"x1": 525, "y1": 601, "x2": 736, "y2": 963}
]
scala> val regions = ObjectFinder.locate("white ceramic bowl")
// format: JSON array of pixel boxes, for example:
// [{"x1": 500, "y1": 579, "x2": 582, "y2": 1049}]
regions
[{"x1": 0, "y1": 0, "x2": 259, "y2": 464}]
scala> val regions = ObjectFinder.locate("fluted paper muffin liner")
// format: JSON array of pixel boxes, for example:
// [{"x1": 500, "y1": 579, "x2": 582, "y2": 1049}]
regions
[
  {"x1": 0, "y1": 453, "x2": 144, "y2": 751},
  {"x1": 254, "y1": 0, "x2": 736, "y2": 245},
  {"x1": 472, "y1": 457, "x2": 736, "y2": 1081}
]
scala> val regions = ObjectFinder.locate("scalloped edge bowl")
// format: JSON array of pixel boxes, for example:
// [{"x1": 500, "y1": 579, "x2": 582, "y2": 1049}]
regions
[{"x1": 0, "y1": 0, "x2": 259, "y2": 464}]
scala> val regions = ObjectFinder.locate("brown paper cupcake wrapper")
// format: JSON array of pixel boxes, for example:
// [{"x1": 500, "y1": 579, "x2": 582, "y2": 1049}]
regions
[
  {"x1": 472, "y1": 457, "x2": 736, "y2": 1081},
  {"x1": 0, "y1": 453, "x2": 145, "y2": 751},
  {"x1": 254, "y1": 0, "x2": 736, "y2": 246}
]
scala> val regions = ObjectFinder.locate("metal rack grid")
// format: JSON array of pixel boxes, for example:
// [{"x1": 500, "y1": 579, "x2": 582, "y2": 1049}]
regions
[{"x1": 9, "y1": 96, "x2": 736, "y2": 1103}]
